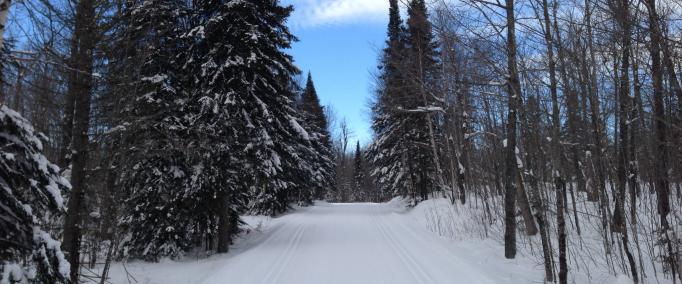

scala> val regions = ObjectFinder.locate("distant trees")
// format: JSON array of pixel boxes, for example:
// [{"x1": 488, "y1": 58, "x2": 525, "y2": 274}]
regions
[{"x1": 328, "y1": 138, "x2": 374, "y2": 203}]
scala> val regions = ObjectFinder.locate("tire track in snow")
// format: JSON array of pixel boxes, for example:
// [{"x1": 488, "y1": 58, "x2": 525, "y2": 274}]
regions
[
  {"x1": 258, "y1": 220, "x2": 307, "y2": 284},
  {"x1": 372, "y1": 206, "x2": 437, "y2": 284}
]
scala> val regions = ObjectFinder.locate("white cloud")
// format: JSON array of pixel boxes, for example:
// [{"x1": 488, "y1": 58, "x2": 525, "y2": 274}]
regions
[{"x1": 285, "y1": 0, "x2": 389, "y2": 28}]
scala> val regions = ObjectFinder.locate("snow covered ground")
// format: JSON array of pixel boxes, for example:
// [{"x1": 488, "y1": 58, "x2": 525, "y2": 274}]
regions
[
  {"x1": 408, "y1": 195, "x2": 678, "y2": 284},
  {"x1": 101, "y1": 198, "x2": 661, "y2": 284},
  {"x1": 102, "y1": 200, "x2": 541, "y2": 284}
]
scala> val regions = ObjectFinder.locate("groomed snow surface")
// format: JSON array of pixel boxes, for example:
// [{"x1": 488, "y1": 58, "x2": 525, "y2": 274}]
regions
[{"x1": 103, "y1": 198, "x2": 643, "y2": 284}]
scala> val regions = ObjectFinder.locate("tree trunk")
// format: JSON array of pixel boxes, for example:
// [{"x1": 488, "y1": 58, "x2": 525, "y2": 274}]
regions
[
  {"x1": 523, "y1": 93, "x2": 553, "y2": 280},
  {"x1": 613, "y1": 1, "x2": 638, "y2": 281},
  {"x1": 644, "y1": 0, "x2": 670, "y2": 233},
  {"x1": 540, "y1": 0, "x2": 568, "y2": 280},
  {"x1": 217, "y1": 193, "x2": 232, "y2": 253},
  {"x1": 516, "y1": 172, "x2": 537, "y2": 235},
  {"x1": 59, "y1": 27, "x2": 81, "y2": 169},
  {"x1": 644, "y1": 1, "x2": 679, "y2": 280},
  {"x1": 503, "y1": 0, "x2": 522, "y2": 259},
  {"x1": 415, "y1": 47, "x2": 446, "y2": 199},
  {"x1": 583, "y1": 0, "x2": 612, "y2": 260},
  {"x1": 612, "y1": 0, "x2": 629, "y2": 236},
  {"x1": 557, "y1": 178, "x2": 568, "y2": 284},
  {"x1": 61, "y1": 1, "x2": 97, "y2": 282}
]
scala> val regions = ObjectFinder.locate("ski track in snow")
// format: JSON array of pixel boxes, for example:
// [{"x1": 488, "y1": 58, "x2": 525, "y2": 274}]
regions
[
  {"x1": 258, "y1": 219, "x2": 307, "y2": 284},
  {"x1": 108, "y1": 202, "x2": 511, "y2": 284},
  {"x1": 371, "y1": 207, "x2": 435, "y2": 284}
]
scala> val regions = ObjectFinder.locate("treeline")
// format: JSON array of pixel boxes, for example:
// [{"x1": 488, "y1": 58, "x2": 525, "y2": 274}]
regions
[
  {"x1": 332, "y1": 136, "x2": 377, "y2": 203},
  {"x1": 369, "y1": 0, "x2": 681, "y2": 283},
  {"x1": 0, "y1": 0, "x2": 334, "y2": 283}
]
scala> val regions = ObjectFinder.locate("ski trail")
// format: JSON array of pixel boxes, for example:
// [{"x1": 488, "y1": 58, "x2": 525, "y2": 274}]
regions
[
  {"x1": 259, "y1": 221, "x2": 307, "y2": 284},
  {"x1": 163, "y1": 202, "x2": 507, "y2": 284},
  {"x1": 372, "y1": 206, "x2": 437, "y2": 284}
]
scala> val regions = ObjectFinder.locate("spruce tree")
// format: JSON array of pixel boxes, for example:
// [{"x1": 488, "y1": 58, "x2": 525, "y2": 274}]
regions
[
  {"x1": 111, "y1": 0, "x2": 333, "y2": 258},
  {"x1": 353, "y1": 141, "x2": 365, "y2": 201},
  {"x1": 0, "y1": 106, "x2": 70, "y2": 283},
  {"x1": 187, "y1": 0, "x2": 311, "y2": 220},
  {"x1": 299, "y1": 72, "x2": 335, "y2": 201},
  {"x1": 404, "y1": 0, "x2": 441, "y2": 201},
  {"x1": 301, "y1": 72, "x2": 330, "y2": 146},
  {"x1": 112, "y1": 0, "x2": 196, "y2": 261},
  {"x1": 368, "y1": 0, "x2": 412, "y2": 201},
  {"x1": 369, "y1": 0, "x2": 441, "y2": 203}
]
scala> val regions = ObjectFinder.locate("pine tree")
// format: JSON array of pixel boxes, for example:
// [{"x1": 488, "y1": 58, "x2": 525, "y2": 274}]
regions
[{"x1": 0, "y1": 106, "x2": 70, "y2": 283}]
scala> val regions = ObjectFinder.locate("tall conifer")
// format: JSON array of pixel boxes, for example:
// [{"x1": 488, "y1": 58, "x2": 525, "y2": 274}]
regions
[
  {"x1": 113, "y1": 0, "x2": 196, "y2": 261},
  {"x1": 187, "y1": 0, "x2": 313, "y2": 219},
  {"x1": 404, "y1": 0, "x2": 441, "y2": 200},
  {"x1": 369, "y1": 0, "x2": 441, "y2": 202},
  {"x1": 368, "y1": 0, "x2": 412, "y2": 200},
  {"x1": 299, "y1": 72, "x2": 335, "y2": 201}
]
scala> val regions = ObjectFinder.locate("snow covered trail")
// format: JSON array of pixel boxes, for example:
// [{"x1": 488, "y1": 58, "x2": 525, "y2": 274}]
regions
[
  {"x1": 106, "y1": 202, "x2": 527, "y2": 284},
  {"x1": 195, "y1": 202, "x2": 497, "y2": 284}
]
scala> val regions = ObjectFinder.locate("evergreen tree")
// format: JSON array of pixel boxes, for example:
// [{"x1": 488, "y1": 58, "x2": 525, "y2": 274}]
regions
[
  {"x1": 0, "y1": 106, "x2": 70, "y2": 283},
  {"x1": 111, "y1": 0, "x2": 196, "y2": 261},
  {"x1": 301, "y1": 72, "x2": 330, "y2": 146},
  {"x1": 114, "y1": 0, "x2": 330, "y2": 258},
  {"x1": 368, "y1": 0, "x2": 412, "y2": 201},
  {"x1": 187, "y1": 0, "x2": 311, "y2": 220},
  {"x1": 353, "y1": 141, "x2": 365, "y2": 201},
  {"x1": 404, "y1": 0, "x2": 441, "y2": 201},
  {"x1": 299, "y1": 72, "x2": 335, "y2": 201},
  {"x1": 369, "y1": 0, "x2": 441, "y2": 203}
]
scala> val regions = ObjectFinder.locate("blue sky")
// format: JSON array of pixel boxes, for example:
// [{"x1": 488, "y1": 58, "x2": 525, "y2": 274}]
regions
[{"x1": 283, "y1": 0, "x2": 390, "y2": 145}]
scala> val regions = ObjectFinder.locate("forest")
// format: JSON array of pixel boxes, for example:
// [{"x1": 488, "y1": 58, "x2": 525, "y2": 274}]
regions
[{"x1": 0, "y1": 0, "x2": 681, "y2": 283}]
